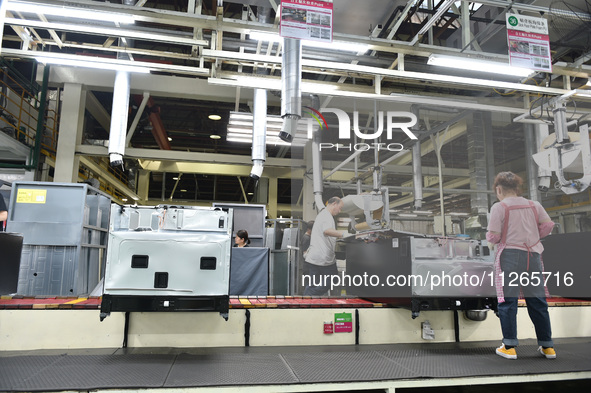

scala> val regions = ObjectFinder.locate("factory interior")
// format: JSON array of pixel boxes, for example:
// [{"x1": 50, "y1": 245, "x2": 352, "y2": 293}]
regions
[{"x1": 1, "y1": 0, "x2": 591, "y2": 392}]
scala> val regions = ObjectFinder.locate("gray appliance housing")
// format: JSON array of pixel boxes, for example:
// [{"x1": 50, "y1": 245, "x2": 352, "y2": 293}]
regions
[
  {"x1": 9, "y1": 181, "x2": 110, "y2": 296},
  {"x1": 100, "y1": 205, "x2": 233, "y2": 320},
  {"x1": 346, "y1": 234, "x2": 496, "y2": 318},
  {"x1": 213, "y1": 203, "x2": 266, "y2": 247}
]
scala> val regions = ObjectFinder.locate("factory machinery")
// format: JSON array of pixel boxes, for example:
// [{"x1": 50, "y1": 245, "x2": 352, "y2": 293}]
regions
[
  {"x1": 338, "y1": 192, "x2": 495, "y2": 319},
  {"x1": 100, "y1": 205, "x2": 233, "y2": 321}
]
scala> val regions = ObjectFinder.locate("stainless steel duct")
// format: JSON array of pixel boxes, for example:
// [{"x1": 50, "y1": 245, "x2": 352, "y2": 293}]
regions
[
  {"x1": 250, "y1": 6, "x2": 271, "y2": 180},
  {"x1": 308, "y1": 95, "x2": 324, "y2": 209},
  {"x1": 250, "y1": 88, "x2": 267, "y2": 179},
  {"x1": 411, "y1": 106, "x2": 423, "y2": 209},
  {"x1": 468, "y1": 112, "x2": 490, "y2": 217},
  {"x1": 279, "y1": 38, "x2": 302, "y2": 143},
  {"x1": 524, "y1": 123, "x2": 541, "y2": 201},
  {"x1": 108, "y1": 0, "x2": 136, "y2": 167},
  {"x1": 535, "y1": 123, "x2": 551, "y2": 192},
  {"x1": 108, "y1": 70, "x2": 130, "y2": 167}
]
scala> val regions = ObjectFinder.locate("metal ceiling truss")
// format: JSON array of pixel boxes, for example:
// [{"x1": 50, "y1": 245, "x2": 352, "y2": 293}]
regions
[{"x1": 2, "y1": 0, "x2": 591, "y2": 212}]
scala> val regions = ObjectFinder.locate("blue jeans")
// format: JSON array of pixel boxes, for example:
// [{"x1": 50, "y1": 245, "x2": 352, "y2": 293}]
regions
[
  {"x1": 303, "y1": 262, "x2": 338, "y2": 296},
  {"x1": 497, "y1": 248, "x2": 553, "y2": 347}
]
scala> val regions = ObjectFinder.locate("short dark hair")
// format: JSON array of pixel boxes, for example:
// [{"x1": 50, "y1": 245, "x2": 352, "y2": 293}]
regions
[
  {"x1": 236, "y1": 229, "x2": 251, "y2": 244},
  {"x1": 306, "y1": 220, "x2": 314, "y2": 231},
  {"x1": 493, "y1": 171, "x2": 523, "y2": 195}
]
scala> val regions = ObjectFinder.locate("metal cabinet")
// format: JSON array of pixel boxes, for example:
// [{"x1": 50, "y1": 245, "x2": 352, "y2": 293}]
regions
[
  {"x1": 100, "y1": 205, "x2": 233, "y2": 320},
  {"x1": 8, "y1": 182, "x2": 110, "y2": 296}
]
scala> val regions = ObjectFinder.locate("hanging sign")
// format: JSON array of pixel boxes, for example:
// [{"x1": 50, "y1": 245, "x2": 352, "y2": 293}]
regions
[
  {"x1": 279, "y1": 0, "x2": 333, "y2": 43},
  {"x1": 334, "y1": 312, "x2": 352, "y2": 333},
  {"x1": 506, "y1": 14, "x2": 552, "y2": 73}
]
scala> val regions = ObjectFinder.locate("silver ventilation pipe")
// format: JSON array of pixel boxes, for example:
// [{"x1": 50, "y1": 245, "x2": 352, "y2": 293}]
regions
[
  {"x1": 108, "y1": 0, "x2": 136, "y2": 167},
  {"x1": 250, "y1": 6, "x2": 271, "y2": 179},
  {"x1": 308, "y1": 94, "x2": 325, "y2": 210},
  {"x1": 108, "y1": 70, "x2": 130, "y2": 167},
  {"x1": 251, "y1": 88, "x2": 267, "y2": 179},
  {"x1": 535, "y1": 123, "x2": 551, "y2": 192},
  {"x1": 279, "y1": 38, "x2": 302, "y2": 143},
  {"x1": 410, "y1": 106, "x2": 423, "y2": 209}
]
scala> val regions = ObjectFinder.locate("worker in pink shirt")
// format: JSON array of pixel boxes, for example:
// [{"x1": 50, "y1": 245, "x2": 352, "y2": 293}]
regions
[{"x1": 486, "y1": 171, "x2": 556, "y2": 360}]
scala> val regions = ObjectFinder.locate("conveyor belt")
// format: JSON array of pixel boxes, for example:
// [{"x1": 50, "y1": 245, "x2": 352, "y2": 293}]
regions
[
  {"x1": 1, "y1": 295, "x2": 589, "y2": 309},
  {"x1": 1, "y1": 340, "x2": 590, "y2": 391}
]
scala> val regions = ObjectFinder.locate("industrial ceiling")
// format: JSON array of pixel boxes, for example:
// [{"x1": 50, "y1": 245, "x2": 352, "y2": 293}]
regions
[{"x1": 1, "y1": 0, "x2": 590, "y2": 219}]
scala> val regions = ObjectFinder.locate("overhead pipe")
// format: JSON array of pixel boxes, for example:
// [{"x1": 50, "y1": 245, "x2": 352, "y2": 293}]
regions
[
  {"x1": 108, "y1": 0, "x2": 136, "y2": 167},
  {"x1": 308, "y1": 94, "x2": 325, "y2": 210},
  {"x1": 535, "y1": 123, "x2": 551, "y2": 192},
  {"x1": 411, "y1": 105, "x2": 423, "y2": 209},
  {"x1": 250, "y1": 6, "x2": 271, "y2": 180},
  {"x1": 279, "y1": 38, "x2": 302, "y2": 143},
  {"x1": 108, "y1": 69, "x2": 130, "y2": 167},
  {"x1": 250, "y1": 88, "x2": 267, "y2": 180}
]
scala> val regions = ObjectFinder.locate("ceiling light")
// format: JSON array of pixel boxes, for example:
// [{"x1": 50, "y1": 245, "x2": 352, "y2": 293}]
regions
[
  {"x1": 574, "y1": 89, "x2": 591, "y2": 98},
  {"x1": 208, "y1": 114, "x2": 222, "y2": 121},
  {"x1": 6, "y1": 1, "x2": 136, "y2": 24},
  {"x1": 172, "y1": 177, "x2": 179, "y2": 180},
  {"x1": 247, "y1": 192, "x2": 254, "y2": 195},
  {"x1": 210, "y1": 134, "x2": 221, "y2": 139},
  {"x1": 412, "y1": 210, "x2": 432, "y2": 215},
  {"x1": 167, "y1": 137, "x2": 172, "y2": 141},
  {"x1": 227, "y1": 112, "x2": 315, "y2": 146},
  {"x1": 180, "y1": 189, "x2": 187, "y2": 192},
  {"x1": 32, "y1": 53, "x2": 150, "y2": 74},
  {"x1": 427, "y1": 54, "x2": 534, "y2": 78},
  {"x1": 122, "y1": 198, "x2": 128, "y2": 202}
]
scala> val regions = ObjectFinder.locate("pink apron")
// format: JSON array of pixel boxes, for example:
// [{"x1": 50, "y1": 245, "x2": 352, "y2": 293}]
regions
[{"x1": 494, "y1": 200, "x2": 550, "y2": 303}]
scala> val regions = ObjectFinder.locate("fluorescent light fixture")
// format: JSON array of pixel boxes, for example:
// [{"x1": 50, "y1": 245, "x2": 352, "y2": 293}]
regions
[
  {"x1": 208, "y1": 114, "x2": 222, "y2": 120},
  {"x1": 122, "y1": 198, "x2": 128, "y2": 202},
  {"x1": 248, "y1": 31, "x2": 369, "y2": 52},
  {"x1": 575, "y1": 89, "x2": 591, "y2": 98},
  {"x1": 412, "y1": 210, "x2": 432, "y2": 215},
  {"x1": 227, "y1": 112, "x2": 315, "y2": 146},
  {"x1": 210, "y1": 134, "x2": 221, "y2": 139},
  {"x1": 428, "y1": 54, "x2": 534, "y2": 78},
  {"x1": 7, "y1": 2, "x2": 136, "y2": 24},
  {"x1": 34, "y1": 54, "x2": 150, "y2": 74},
  {"x1": 397, "y1": 213, "x2": 418, "y2": 218}
]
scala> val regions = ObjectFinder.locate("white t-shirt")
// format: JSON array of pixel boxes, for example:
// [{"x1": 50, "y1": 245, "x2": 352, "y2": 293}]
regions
[{"x1": 304, "y1": 207, "x2": 337, "y2": 266}]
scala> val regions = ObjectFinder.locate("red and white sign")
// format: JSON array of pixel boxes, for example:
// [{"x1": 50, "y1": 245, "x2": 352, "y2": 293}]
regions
[
  {"x1": 280, "y1": 0, "x2": 333, "y2": 43},
  {"x1": 506, "y1": 14, "x2": 552, "y2": 73}
]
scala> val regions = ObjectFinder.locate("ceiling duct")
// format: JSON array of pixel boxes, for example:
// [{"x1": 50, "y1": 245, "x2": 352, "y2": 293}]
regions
[
  {"x1": 411, "y1": 106, "x2": 423, "y2": 210},
  {"x1": 108, "y1": 70, "x2": 130, "y2": 167},
  {"x1": 108, "y1": 0, "x2": 136, "y2": 167},
  {"x1": 308, "y1": 94, "x2": 325, "y2": 210},
  {"x1": 250, "y1": 6, "x2": 271, "y2": 180},
  {"x1": 279, "y1": 38, "x2": 302, "y2": 143}
]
